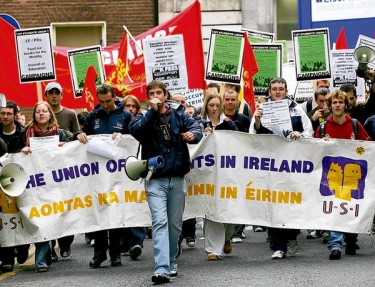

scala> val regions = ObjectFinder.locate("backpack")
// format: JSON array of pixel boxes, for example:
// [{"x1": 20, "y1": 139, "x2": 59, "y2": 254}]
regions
[{"x1": 319, "y1": 118, "x2": 358, "y2": 139}]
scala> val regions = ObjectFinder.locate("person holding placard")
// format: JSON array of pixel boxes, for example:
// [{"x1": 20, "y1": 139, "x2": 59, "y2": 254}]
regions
[{"x1": 250, "y1": 77, "x2": 313, "y2": 260}]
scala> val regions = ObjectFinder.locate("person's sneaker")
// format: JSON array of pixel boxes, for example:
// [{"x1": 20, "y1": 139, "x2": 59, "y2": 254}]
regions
[
  {"x1": 231, "y1": 236, "x2": 242, "y2": 243},
  {"x1": 176, "y1": 240, "x2": 182, "y2": 259},
  {"x1": 287, "y1": 240, "x2": 298, "y2": 255},
  {"x1": 345, "y1": 245, "x2": 356, "y2": 255},
  {"x1": 130, "y1": 245, "x2": 142, "y2": 260},
  {"x1": 110, "y1": 256, "x2": 122, "y2": 267},
  {"x1": 322, "y1": 232, "x2": 329, "y2": 244},
  {"x1": 60, "y1": 247, "x2": 71, "y2": 258},
  {"x1": 329, "y1": 250, "x2": 341, "y2": 260},
  {"x1": 36, "y1": 267, "x2": 48, "y2": 273},
  {"x1": 306, "y1": 230, "x2": 318, "y2": 239},
  {"x1": 90, "y1": 239, "x2": 95, "y2": 247},
  {"x1": 89, "y1": 256, "x2": 107, "y2": 268},
  {"x1": 51, "y1": 249, "x2": 58, "y2": 262},
  {"x1": 170, "y1": 270, "x2": 178, "y2": 278},
  {"x1": 240, "y1": 231, "x2": 246, "y2": 238},
  {"x1": 223, "y1": 240, "x2": 232, "y2": 254},
  {"x1": 207, "y1": 253, "x2": 219, "y2": 260},
  {"x1": 151, "y1": 274, "x2": 170, "y2": 285},
  {"x1": 2, "y1": 264, "x2": 14, "y2": 273},
  {"x1": 271, "y1": 250, "x2": 285, "y2": 259},
  {"x1": 186, "y1": 238, "x2": 196, "y2": 248},
  {"x1": 254, "y1": 227, "x2": 264, "y2": 232}
]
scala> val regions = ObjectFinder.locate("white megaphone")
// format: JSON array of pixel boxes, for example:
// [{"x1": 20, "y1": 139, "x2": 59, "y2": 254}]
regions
[
  {"x1": 0, "y1": 163, "x2": 28, "y2": 197},
  {"x1": 125, "y1": 156, "x2": 165, "y2": 182},
  {"x1": 354, "y1": 46, "x2": 375, "y2": 77}
]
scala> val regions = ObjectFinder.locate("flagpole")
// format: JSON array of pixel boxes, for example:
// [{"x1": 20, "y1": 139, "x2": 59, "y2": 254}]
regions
[{"x1": 123, "y1": 25, "x2": 144, "y2": 54}]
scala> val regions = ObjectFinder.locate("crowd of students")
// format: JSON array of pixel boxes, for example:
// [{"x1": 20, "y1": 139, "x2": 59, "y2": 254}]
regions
[{"x1": 1, "y1": 73, "x2": 375, "y2": 284}]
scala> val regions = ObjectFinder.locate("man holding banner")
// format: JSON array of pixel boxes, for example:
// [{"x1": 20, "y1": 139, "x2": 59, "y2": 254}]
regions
[
  {"x1": 129, "y1": 80, "x2": 202, "y2": 284},
  {"x1": 75, "y1": 84, "x2": 132, "y2": 269},
  {"x1": 250, "y1": 77, "x2": 313, "y2": 259},
  {"x1": 315, "y1": 89, "x2": 371, "y2": 260}
]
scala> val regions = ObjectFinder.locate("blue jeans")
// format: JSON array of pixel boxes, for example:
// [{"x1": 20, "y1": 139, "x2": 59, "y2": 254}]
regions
[
  {"x1": 328, "y1": 231, "x2": 358, "y2": 252},
  {"x1": 35, "y1": 241, "x2": 51, "y2": 268},
  {"x1": 145, "y1": 176, "x2": 186, "y2": 276},
  {"x1": 328, "y1": 231, "x2": 344, "y2": 252}
]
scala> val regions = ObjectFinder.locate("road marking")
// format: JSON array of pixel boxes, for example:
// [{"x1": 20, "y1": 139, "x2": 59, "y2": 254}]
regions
[{"x1": 0, "y1": 245, "x2": 35, "y2": 280}]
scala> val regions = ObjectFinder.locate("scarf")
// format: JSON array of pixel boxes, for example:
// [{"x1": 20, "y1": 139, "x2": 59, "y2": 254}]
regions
[{"x1": 26, "y1": 123, "x2": 59, "y2": 147}]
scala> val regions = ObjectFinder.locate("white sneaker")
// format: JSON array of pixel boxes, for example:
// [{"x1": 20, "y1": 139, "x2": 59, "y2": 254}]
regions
[
  {"x1": 271, "y1": 250, "x2": 285, "y2": 259},
  {"x1": 287, "y1": 240, "x2": 298, "y2": 255},
  {"x1": 231, "y1": 237, "x2": 242, "y2": 243}
]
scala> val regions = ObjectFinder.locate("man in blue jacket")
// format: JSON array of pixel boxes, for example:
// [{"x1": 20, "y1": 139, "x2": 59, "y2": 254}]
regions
[
  {"x1": 129, "y1": 80, "x2": 203, "y2": 285},
  {"x1": 75, "y1": 84, "x2": 132, "y2": 268}
]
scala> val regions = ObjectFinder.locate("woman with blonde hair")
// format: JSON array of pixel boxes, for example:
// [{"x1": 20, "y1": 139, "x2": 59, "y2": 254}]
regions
[
  {"x1": 199, "y1": 93, "x2": 238, "y2": 260},
  {"x1": 199, "y1": 93, "x2": 237, "y2": 131}
]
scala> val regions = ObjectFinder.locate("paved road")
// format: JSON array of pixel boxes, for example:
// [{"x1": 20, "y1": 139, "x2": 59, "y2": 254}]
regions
[{"x1": 1, "y1": 224, "x2": 375, "y2": 287}]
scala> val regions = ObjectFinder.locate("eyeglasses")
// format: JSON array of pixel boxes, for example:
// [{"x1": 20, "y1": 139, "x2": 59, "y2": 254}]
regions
[{"x1": 270, "y1": 87, "x2": 285, "y2": 92}]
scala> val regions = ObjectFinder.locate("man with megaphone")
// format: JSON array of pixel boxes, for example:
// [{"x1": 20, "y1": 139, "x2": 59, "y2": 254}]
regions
[{"x1": 129, "y1": 80, "x2": 203, "y2": 285}]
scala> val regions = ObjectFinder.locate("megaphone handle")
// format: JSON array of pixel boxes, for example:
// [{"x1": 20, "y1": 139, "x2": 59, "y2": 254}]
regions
[{"x1": 145, "y1": 170, "x2": 153, "y2": 182}]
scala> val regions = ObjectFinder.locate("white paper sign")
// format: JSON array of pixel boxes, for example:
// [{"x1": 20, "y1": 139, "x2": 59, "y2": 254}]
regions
[
  {"x1": 143, "y1": 35, "x2": 188, "y2": 93},
  {"x1": 260, "y1": 100, "x2": 293, "y2": 136},
  {"x1": 14, "y1": 26, "x2": 56, "y2": 83},
  {"x1": 29, "y1": 135, "x2": 59, "y2": 150}
]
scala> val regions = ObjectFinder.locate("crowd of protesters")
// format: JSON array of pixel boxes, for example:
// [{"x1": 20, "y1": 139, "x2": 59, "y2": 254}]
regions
[{"x1": 1, "y1": 68, "x2": 375, "y2": 285}]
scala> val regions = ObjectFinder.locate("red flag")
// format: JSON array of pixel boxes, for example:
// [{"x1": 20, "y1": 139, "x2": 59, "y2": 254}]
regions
[
  {"x1": 105, "y1": 31, "x2": 133, "y2": 97},
  {"x1": 7, "y1": 0, "x2": 206, "y2": 108},
  {"x1": 336, "y1": 27, "x2": 348, "y2": 50},
  {"x1": 82, "y1": 65, "x2": 98, "y2": 112},
  {"x1": 0, "y1": 18, "x2": 38, "y2": 107},
  {"x1": 242, "y1": 33, "x2": 258, "y2": 114}
]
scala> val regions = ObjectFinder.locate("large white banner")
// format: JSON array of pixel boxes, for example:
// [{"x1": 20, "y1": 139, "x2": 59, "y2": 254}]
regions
[{"x1": 1, "y1": 132, "x2": 375, "y2": 246}]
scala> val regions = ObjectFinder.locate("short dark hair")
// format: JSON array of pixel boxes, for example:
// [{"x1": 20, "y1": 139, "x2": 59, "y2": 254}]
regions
[
  {"x1": 207, "y1": 82, "x2": 220, "y2": 93},
  {"x1": 269, "y1": 77, "x2": 288, "y2": 90},
  {"x1": 339, "y1": 83, "x2": 357, "y2": 98},
  {"x1": 3, "y1": 100, "x2": 19, "y2": 114},
  {"x1": 146, "y1": 80, "x2": 167, "y2": 98},
  {"x1": 77, "y1": 111, "x2": 89, "y2": 125},
  {"x1": 314, "y1": 87, "x2": 330, "y2": 100},
  {"x1": 96, "y1": 84, "x2": 115, "y2": 97}
]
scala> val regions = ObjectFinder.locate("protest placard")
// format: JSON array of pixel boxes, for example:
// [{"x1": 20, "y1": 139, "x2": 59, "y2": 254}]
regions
[
  {"x1": 67, "y1": 45, "x2": 106, "y2": 98},
  {"x1": 252, "y1": 44, "x2": 282, "y2": 95},
  {"x1": 14, "y1": 27, "x2": 55, "y2": 83},
  {"x1": 143, "y1": 35, "x2": 188, "y2": 93},
  {"x1": 292, "y1": 28, "x2": 331, "y2": 81},
  {"x1": 206, "y1": 29, "x2": 244, "y2": 84}
]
